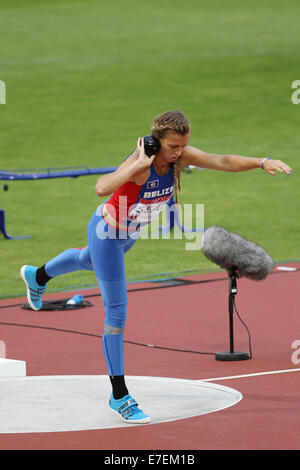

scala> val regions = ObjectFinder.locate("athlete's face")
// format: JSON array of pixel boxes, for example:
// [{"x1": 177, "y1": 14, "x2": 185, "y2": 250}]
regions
[{"x1": 159, "y1": 131, "x2": 190, "y2": 163}]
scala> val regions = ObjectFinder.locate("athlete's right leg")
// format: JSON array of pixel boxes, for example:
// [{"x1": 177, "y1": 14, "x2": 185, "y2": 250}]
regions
[{"x1": 20, "y1": 246, "x2": 93, "y2": 311}]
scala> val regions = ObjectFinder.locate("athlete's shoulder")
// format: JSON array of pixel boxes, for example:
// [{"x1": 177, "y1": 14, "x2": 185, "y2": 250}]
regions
[{"x1": 181, "y1": 146, "x2": 206, "y2": 168}]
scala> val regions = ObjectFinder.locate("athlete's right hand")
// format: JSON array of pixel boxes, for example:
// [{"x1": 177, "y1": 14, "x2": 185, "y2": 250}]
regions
[{"x1": 136, "y1": 137, "x2": 156, "y2": 169}]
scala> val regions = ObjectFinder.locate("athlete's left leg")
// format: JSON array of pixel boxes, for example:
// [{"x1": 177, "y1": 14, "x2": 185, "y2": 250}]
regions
[
  {"x1": 87, "y1": 210, "x2": 150, "y2": 423},
  {"x1": 87, "y1": 211, "x2": 137, "y2": 381}
]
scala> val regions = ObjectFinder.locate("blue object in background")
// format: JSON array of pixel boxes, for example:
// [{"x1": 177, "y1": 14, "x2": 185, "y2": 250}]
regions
[{"x1": 67, "y1": 294, "x2": 84, "y2": 305}]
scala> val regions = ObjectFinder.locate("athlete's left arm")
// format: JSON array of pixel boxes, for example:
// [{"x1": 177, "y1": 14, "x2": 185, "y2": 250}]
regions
[{"x1": 183, "y1": 146, "x2": 292, "y2": 175}]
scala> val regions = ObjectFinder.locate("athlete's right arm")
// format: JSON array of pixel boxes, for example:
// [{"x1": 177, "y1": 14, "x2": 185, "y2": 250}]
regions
[{"x1": 95, "y1": 138, "x2": 155, "y2": 197}]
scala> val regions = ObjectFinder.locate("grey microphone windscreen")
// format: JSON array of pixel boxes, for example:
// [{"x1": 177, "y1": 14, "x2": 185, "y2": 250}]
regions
[{"x1": 201, "y1": 225, "x2": 274, "y2": 280}]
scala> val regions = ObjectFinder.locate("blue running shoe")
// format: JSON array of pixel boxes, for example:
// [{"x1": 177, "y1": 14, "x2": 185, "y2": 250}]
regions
[
  {"x1": 109, "y1": 394, "x2": 151, "y2": 424},
  {"x1": 20, "y1": 265, "x2": 46, "y2": 311}
]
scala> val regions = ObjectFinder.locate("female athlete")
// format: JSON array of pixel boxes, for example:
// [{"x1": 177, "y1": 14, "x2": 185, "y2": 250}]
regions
[{"x1": 20, "y1": 110, "x2": 292, "y2": 424}]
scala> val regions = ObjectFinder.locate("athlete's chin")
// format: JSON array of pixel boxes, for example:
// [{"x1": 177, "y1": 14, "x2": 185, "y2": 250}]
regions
[{"x1": 161, "y1": 154, "x2": 181, "y2": 163}]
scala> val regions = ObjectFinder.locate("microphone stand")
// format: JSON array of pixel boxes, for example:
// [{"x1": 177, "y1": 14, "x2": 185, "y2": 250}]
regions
[{"x1": 215, "y1": 266, "x2": 250, "y2": 361}]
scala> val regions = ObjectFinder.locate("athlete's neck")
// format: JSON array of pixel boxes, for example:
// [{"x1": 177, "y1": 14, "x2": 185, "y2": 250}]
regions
[{"x1": 154, "y1": 155, "x2": 170, "y2": 175}]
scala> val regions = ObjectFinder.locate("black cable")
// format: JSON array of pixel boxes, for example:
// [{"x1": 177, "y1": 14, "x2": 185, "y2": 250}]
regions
[
  {"x1": 0, "y1": 276, "x2": 227, "y2": 310},
  {"x1": 233, "y1": 297, "x2": 253, "y2": 359},
  {"x1": 123, "y1": 339, "x2": 215, "y2": 356},
  {"x1": 0, "y1": 321, "x2": 215, "y2": 356},
  {"x1": 0, "y1": 266, "x2": 297, "y2": 310}
]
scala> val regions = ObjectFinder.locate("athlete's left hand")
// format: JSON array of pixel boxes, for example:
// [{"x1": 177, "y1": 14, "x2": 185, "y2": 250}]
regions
[{"x1": 262, "y1": 159, "x2": 292, "y2": 176}]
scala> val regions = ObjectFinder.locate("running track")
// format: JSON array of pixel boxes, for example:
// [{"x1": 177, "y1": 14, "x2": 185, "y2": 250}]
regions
[{"x1": 0, "y1": 263, "x2": 299, "y2": 450}]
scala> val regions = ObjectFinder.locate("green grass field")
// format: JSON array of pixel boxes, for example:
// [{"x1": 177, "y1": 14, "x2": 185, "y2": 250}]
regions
[{"x1": 0, "y1": 0, "x2": 299, "y2": 299}]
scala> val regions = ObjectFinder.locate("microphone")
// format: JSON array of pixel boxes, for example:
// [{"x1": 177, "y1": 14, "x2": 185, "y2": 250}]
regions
[{"x1": 201, "y1": 225, "x2": 274, "y2": 280}]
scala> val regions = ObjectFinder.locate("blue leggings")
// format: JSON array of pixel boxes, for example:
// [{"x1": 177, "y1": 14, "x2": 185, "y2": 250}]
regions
[{"x1": 44, "y1": 204, "x2": 139, "y2": 376}]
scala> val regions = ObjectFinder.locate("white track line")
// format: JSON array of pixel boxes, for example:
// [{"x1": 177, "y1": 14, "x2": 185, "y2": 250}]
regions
[{"x1": 198, "y1": 368, "x2": 300, "y2": 382}]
